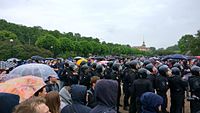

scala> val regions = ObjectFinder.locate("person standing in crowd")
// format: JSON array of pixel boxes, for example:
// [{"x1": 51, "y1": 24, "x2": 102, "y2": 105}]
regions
[
  {"x1": 0, "y1": 93, "x2": 19, "y2": 113},
  {"x1": 94, "y1": 64, "x2": 104, "y2": 79},
  {"x1": 34, "y1": 86, "x2": 47, "y2": 97},
  {"x1": 168, "y1": 67, "x2": 187, "y2": 113},
  {"x1": 90, "y1": 79, "x2": 118, "y2": 113},
  {"x1": 79, "y1": 64, "x2": 92, "y2": 89},
  {"x1": 87, "y1": 76, "x2": 100, "y2": 108},
  {"x1": 111, "y1": 63, "x2": 122, "y2": 113},
  {"x1": 145, "y1": 63, "x2": 157, "y2": 90},
  {"x1": 104, "y1": 61, "x2": 113, "y2": 79},
  {"x1": 89, "y1": 63, "x2": 97, "y2": 77},
  {"x1": 122, "y1": 61, "x2": 131, "y2": 111},
  {"x1": 129, "y1": 68, "x2": 154, "y2": 113},
  {"x1": 45, "y1": 91, "x2": 61, "y2": 113},
  {"x1": 140, "y1": 92, "x2": 163, "y2": 113},
  {"x1": 125, "y1": 60, "x2": 140, "y2": 112},
  {"x1": 59, "y1": 62, "x2": 70, "y2": 89},
  {"x1": 188, "y1": 66, "x2": 200, "y2": 113},
  {"x1": 59, "y1": 86, "x2": 72, "y2": 110},
  {"x1": 13, "y1": 97, "x2": 50, "y2": 113},
  {"x1": 155, "y1": 65, "x2": 172, "y2": 113},
  {"x1": 61, "y1": 85, "x2": 91, "y2": 113},
  {"x1": 46, "y1": 76, "x2": 59, "y2": 92}
]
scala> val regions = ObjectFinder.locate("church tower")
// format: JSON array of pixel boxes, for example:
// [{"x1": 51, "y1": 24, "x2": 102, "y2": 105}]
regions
[{"x1": 142, "y1": 38, "x2": 146, "y2": 47}]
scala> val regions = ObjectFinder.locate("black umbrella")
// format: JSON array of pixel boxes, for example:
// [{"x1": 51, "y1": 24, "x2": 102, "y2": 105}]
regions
[{"x1": 31, "y1": 55, "x2": 44, "y2": 60}]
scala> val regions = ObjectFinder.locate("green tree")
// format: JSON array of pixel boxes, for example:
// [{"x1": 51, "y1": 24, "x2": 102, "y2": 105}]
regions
[
  {"x1": 35, "y1": 34, "x2": 60, "y2": 57},
  {"x1": 0, "y1": 30, "x2": 17, "y2": 41},
  {"x1": 178, "y1": 34, "x2": 194, "y2": 54},
  {"x1": 58, "y1": 37, "x2": 75, "y2": 53}
]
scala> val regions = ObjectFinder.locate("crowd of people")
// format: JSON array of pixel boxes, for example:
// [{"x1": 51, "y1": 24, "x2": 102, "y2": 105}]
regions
[{"x1": 0, "y1": 56, "x2": 200, "y2": 113}]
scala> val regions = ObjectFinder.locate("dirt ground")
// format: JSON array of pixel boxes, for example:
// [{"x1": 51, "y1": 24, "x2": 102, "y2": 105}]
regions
[{"x1": 119, "y1": 90, "x2": 190, "y2": 113}]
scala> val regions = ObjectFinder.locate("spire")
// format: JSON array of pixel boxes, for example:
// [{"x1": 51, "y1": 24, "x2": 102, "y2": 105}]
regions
[{"x1": 142, "y1": 36, "x2": 146, "y2": 47}]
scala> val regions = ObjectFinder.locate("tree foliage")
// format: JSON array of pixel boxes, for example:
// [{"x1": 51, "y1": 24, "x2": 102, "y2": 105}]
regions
[{"x1": 178, "y1": 31, "x2": 200, "y2": 55}]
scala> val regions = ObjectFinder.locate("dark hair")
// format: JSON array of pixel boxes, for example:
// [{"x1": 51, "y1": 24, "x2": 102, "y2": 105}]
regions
[{"x1": 34, "y1": 86, "x2": 45, "y2": 96}]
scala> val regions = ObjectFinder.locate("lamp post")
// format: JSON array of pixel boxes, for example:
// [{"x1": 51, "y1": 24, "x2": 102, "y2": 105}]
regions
[
  {"x1": 10, "y1": 39, "x2": 14, "y2": 58},
  {"x1": 50, "y1": 46, "x2": 54, "y2": 58}
]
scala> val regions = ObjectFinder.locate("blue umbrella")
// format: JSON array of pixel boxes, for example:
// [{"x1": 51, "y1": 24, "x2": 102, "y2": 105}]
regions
[
  {"x1": 170, "y1": 54, "x2": 187, "y2": 60},
  {"x1": 162, "y1": 54, "x2": 187, "y2": 61}
]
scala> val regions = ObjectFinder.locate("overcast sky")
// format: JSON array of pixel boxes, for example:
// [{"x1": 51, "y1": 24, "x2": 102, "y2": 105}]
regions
[{"x1": 0, "y1": 0, "x2": 200, "y2": 48}]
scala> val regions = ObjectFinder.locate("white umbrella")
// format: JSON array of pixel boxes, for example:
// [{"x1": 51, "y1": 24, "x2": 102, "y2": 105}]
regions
[
  {"x1": 7, "y1": 63, "x2": 58, "y2": 81},
  {"x1": 7, "y1": 58, "x2": 20, "y2": 62}
]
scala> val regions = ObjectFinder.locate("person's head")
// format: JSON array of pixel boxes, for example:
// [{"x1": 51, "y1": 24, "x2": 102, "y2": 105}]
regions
[
  {"x1": 48, "y1": 76, "x2": 57, "y2": 83},
  {"x1": 71, "y1": 85, "x2": 87, "y2": 105},
  {"x1": 129, "y1": 60, "x2": 140, "y2": 70},
  {"x1": 191, "y1": 65, "x2": 200, "y2": 76},
  {"x1": 112, "y1": 63, "x2": 122, "y2": 72},
  {"x1": 45, "y1": 91, "x2": 60, "y2": 113},
  {"x1": 145, "y1": 63, "x2": 157, "y2": 74},
  {"x1": 140, "y1": 92, "x2": 163, "y2": 112},
  {"x1": 138, "y1": 68, "x2": 149, "y2": 79},
  {"x1": 13, "y1": 97, "x2": 50, "y2": 113},
  {"x1": 158, "y1": 65, "x2": 172, "y2": 77},
  {"x1": 95, "y1": 79, "x2": 118, "y2": 107},
  {"x1": 90, "y1": 76, "x2": 100, "y2": 88},
  {"x1": 96, "y1": 64, "x2": 104, "y2": 73},
  {"x1": 34, "y1": 86, "x2": 47, "y2": 97},
  {"x1": 171, "y1": 67, "x2": 181, "y2": 76}
]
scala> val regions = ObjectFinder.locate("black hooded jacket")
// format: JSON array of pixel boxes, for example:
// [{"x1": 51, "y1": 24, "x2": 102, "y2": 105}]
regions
[
  {"x1": 0, "y1": 93, "x2": 19, "y2": 113},
  {"x1": 90, "y1": 79, "x2": 118, "y2": 113}
]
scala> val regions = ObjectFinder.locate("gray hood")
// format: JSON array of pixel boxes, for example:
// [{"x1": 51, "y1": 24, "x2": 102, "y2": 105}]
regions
[{"x1": 59, "y1": 86, "x2": 72, "y2": 109}]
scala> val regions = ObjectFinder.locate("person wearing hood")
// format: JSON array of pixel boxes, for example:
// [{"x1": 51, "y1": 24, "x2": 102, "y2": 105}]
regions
[
  {"x1": 0, "y1": 93, "x2": 20, "y2": 113},
  {"x1": 61, "y1": 85, "x2": 91, "y2": 113},
  {"x1": 90, "y1": 79, "x2": 118, "y2": 113},
  {"x1": 140, "y1": 92, "x2": 163, "y2": 113},
  {"x1": 59, "y1": 86, "x2": 72, "y2": 110}
]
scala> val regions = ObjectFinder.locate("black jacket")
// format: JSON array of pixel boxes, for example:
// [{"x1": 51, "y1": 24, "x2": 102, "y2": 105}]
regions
[
  {"x1": 168, "y1": 75, "x2": 187, "y2": 96},
  {"x1": 130, "y1": 78, "x2": 154, "y2": 98}
]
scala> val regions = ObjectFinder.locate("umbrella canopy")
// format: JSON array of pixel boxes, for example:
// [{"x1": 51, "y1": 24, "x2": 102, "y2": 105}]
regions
[
  {"x1": 90, "y1": 56, "x2": 105, "y2": 61},
  {"x1": 195, "y1": 56, "x2": 200, "y2": 60},
  {"x1": 31, "y1": 55, "x2": 44, "y2": 60},
  {"x1": 7, "y1": 63, "x2": 58, "y2": 81},
  {"x1": 45, "y1": 58, "x2": 54, "y2": 60},
  {"x1": 162, "y1": 54, "x2": 187, "y2": 61},
  {"x1": 7, "y1": 58, "x2": 21, "y2": 62},
  {"x1": 0, "y1": 61, "x2": 16, "y2": 69},
  {"x1": 0, "y1": 75, "x2": 46, "y2": 102},
  {"x1": 76, "y1": 58, "x2": 87, "y2": 66},
  {"x1": 98, "y1": 61, "x2": 109, "y2": 66},
  {"x1": 74, "y1": 56, "x2": 83, "y2": 61}
]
